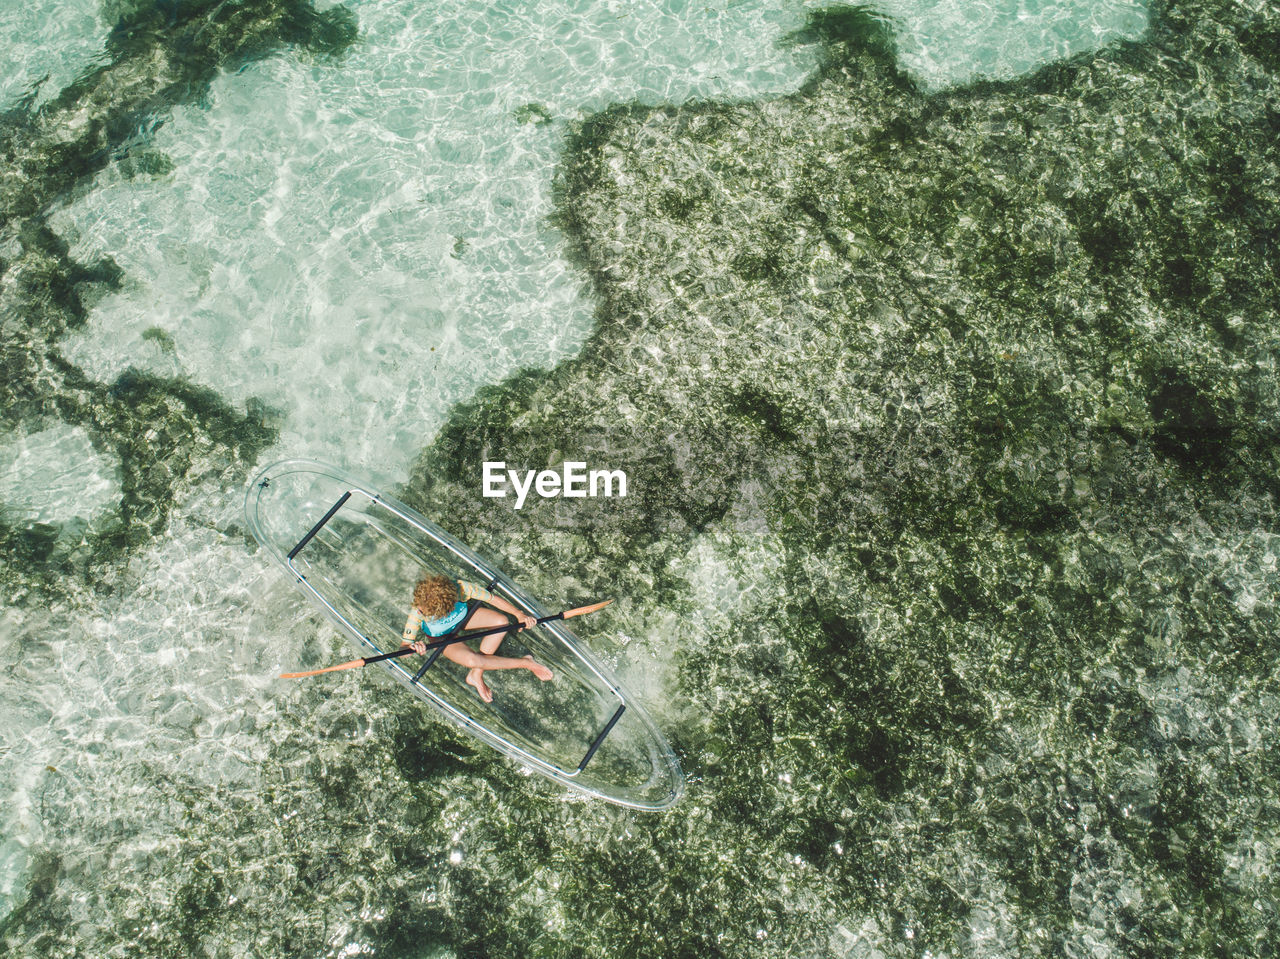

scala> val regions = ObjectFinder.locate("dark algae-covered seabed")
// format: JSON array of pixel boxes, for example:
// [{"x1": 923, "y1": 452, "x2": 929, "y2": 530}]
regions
[{"x1": 2, "y1": 0, "x2": 1279, "y2": 956}]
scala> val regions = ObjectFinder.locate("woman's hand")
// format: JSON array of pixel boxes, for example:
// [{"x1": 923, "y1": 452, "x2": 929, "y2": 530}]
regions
[
  {"x1": 411, "y1": 640, "x2": 427, "y2": 655},
  {"x1": 521, "y1": 614, "x2": 537, "y2": 631}
]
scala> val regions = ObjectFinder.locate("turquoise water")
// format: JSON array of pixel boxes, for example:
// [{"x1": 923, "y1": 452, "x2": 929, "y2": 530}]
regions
[
  {"x1": 0, "y1": 0, "x2": 101, "y2": 109},
  {"x1": 8, "y1": 0, "x2": 1277, "y2": 957},
  {"x1": 52, "y1": 0, "x2": 822, "y2": 478}
]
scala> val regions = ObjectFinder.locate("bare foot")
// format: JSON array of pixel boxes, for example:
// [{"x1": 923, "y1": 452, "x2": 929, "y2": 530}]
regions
[
  {"x1": 466, "y1": 668, "x2": 493, "y2": 703},
  {"x1": 524, "y1": 656, "x2": 553, "y2": 681}
]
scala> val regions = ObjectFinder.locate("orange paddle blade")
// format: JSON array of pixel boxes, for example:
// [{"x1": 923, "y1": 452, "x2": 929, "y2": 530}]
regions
[
  {"x1": 561, "y1": 598, "x2": 613, "y2": 619},
  {"x1": 280, "y1": 657, "x2": 367, "y2": 679}
]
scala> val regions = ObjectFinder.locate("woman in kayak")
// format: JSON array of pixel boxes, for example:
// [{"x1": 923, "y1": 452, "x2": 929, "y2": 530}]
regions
[{"x1": 402, "y1": 574, "x2": 553, "y2": 703}]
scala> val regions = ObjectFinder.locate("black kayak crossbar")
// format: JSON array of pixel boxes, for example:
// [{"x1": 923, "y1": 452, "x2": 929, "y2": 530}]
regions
[
  {"x1": 578, "y1": 703, "x2": 626, "y2": 772},
  {"x1": 288, "y1": 492, "x2": 352, "y2": 560},
  {"x1": 400, "y1": 611, "x2": 626, "y2": 774},
  {"x1": 402, "y1": 635, "x2": 626, "y2": 774}
]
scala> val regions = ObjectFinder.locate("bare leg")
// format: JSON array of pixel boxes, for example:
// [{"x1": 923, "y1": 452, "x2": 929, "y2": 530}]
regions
[
  {"x1": 440, "y1": 609, "x2": 553, "y2": 702},
  {"x1": 464, "y1": 607, "x2": 518, "y2": 656}
]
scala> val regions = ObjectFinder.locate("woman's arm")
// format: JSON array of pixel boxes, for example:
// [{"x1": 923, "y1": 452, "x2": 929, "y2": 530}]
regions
[
  {"x1": 485, "y1": 593, "x2": 524, "y2": 620},
  {"x1": 459, "y1": 581, "x2": 536, "y2": 629},
  {"x1": 401, "y1": 609, "x2": 427, "y2": 654},
  {"x1": 402, "y1": 608, "x2": 423, "y2": 644}
]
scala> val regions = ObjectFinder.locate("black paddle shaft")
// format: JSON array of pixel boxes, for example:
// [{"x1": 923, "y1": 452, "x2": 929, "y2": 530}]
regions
[{"x1": 361, "y1": 610, "x2": 567, "y2": 667}]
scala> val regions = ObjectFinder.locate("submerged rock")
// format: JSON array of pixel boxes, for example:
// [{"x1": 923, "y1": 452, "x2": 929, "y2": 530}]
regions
[
  {"x1": 3, "y1": 0, "x2": 1278, "y2": 957},
  {"x1": 1, "y1": 0, "x2": 357, "y2": 221},
  {"x1": 0, "y1": 0, "x2": 358, "y2": 593},
  {"x1": 396, "y1": 0, "x2": 1280, "y2": 955}
]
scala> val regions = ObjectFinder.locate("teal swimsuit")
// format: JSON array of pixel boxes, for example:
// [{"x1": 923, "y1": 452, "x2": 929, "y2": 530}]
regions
[
  {"x1": 404, "y1": 579, "x2": 499, "y2": 645},
  {"x1": 423, "y1": 601, "x2": 469, "y2": 637}
]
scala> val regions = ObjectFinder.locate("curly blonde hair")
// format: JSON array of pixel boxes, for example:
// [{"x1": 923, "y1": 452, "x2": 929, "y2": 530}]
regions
[{"x1": 413, "y1": 574, "x2": 458, "y2": 620}]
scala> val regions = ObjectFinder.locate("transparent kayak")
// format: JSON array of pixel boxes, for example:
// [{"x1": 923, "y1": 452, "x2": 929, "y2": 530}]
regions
[{"x1": 245, "y1": 459, "x2": 684, "y2": 810}]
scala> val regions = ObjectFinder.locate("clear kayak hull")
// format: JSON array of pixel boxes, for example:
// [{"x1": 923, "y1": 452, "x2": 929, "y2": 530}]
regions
[{"x1": 245, "y1": 459, "x2": 684, "y2": 810}]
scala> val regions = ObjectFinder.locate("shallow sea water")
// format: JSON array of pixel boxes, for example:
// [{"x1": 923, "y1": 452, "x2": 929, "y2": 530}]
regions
[
  {"x1": 9, "y1": 0, "x2": 1273, "y2": 957},
  {"x1": 53, "y1": 0, "x2": 823, "y2": 476}
]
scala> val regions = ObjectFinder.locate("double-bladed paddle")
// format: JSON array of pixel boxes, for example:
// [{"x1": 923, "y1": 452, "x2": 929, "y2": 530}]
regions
[{"x1": 279, "y1": 599, "x2": 613, "y2": 679}]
